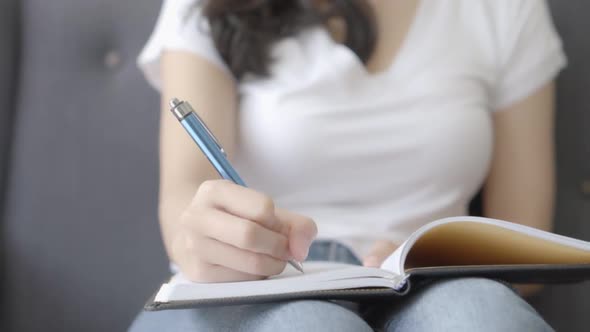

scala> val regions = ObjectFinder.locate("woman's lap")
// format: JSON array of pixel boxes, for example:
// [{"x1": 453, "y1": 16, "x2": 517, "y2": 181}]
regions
[{"x1": 130, "y1": 242, "x2": 553, "y2": 332}]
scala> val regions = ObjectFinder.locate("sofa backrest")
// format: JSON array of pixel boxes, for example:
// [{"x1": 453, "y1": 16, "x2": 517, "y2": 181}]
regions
[
  {"x1": 0, "y1": 2, "x2": 19, "y2": 330},
  {"x1": 0, "y1": 0, "x2": 19, "y2": 226},
  {"x1": 1, "y1": 1, "x2": 169, "y2": 331},
  {"x1": 528, "y1": 2, "x2": 590, "y2": 330}
]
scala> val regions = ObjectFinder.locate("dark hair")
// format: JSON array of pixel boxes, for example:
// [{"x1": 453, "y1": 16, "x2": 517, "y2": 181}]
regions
[{"x1": 199, "y1": 0, "x2": 377, "y2": 80}]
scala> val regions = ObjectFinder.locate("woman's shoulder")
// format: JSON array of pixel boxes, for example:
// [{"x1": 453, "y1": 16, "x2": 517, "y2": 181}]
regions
[
  {"x1": 436, "y1": 0, "x2": 551, "y2": 27},
  {"x1": 137, "y1": 0, "x2": 229, "y2": 91},
  {"x1": 454, "y1": 0, "x2": 565, "y2": 110},
  {"x1": 433, "y1": 0, "x2": 559, "y2": 55},
  {"x1": 457, "y1": 0, "x2": 548, "y2": 14},
  {"x1": 462, "y1": 0, "x2": 553, "y2": 31}
]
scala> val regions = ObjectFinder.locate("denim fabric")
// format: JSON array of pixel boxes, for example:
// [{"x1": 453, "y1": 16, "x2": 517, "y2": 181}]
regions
[
  {"x1": 306, "y1": 240, "x2": 363, "y2": 265},
  {"x1": 129, "y1": 241, "x2": 554, "y2": 332}
]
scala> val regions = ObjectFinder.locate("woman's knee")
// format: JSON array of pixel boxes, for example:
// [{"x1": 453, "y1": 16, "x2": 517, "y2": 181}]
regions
[
  {"x1": 129, "y1": 300, "x2": 372, "y2": 332},
  {"x1": 386, "y1": 278, "x2": 553, "y2": 332},
  {"x1": 257, "y1": 300, "x2": 372, "y2": 332},
  {"x1": 129, "y1": 309, "x2": 209, "y2": 332}
]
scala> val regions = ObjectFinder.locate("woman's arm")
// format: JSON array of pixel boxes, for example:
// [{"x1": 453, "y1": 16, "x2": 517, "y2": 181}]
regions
[
  {"x1": 484, "y1": 82, "x2": 556, "y2": 233},
  {"x1": 484, "y1": 81, "x2": 557, "y2": 296},
  {"x1": 158, "y1": 51, "x2": 238, "y2": 260},
  {"x1": 158, "y1": 51, "x2": 316, "y2": 281}
]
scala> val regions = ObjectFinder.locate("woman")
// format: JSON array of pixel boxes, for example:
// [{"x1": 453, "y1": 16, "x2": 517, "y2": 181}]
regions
[{"x1": 132, "y1": 0, "x2": 565, "y2": 330}]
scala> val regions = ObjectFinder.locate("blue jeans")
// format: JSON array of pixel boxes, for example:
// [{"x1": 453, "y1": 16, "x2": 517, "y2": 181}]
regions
[{"x1": 129, "y1": 241, "x2": 553, "y2": 331}]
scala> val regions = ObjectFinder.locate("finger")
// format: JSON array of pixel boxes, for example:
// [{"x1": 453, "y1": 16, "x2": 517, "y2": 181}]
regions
[
  {"x1": 276, "y1": 208, "x2": 318, "y2": 261},
  {"x1": 196, "y1": 180, "x2": 287, "y2": 234},
  {"x1": 195, "y1": 208, "x2": 290, "y2": 260},
  {"x1": 170, "y1": 231, "x2": 269, "y2": 283},
  {"x1": 197, "y1": 237, "x2": 287, "y2": 277},
  {"x1": 182, "y1": 261, "x2": 266, "y2": 283},
  {"x1": 363, "y1": 240, "x2": 398, "y2": 268}
]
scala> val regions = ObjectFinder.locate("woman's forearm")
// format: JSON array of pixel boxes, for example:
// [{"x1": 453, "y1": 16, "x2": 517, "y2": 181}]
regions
[{"x1": 157, "y1": 50, "x2": 239, "y2": 260}]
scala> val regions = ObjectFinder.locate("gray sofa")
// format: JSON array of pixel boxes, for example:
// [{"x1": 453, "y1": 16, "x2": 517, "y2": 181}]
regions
[
  {"x1": 1, "y1": 0, "x2": 169, "y2": 331},
  {"x1": 1, "y1": 0, "x2": 589, "y2": 331}
]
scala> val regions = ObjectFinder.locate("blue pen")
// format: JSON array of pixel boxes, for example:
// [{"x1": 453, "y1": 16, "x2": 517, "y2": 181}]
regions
[{"x1": 169, "y1": 98, "x2": 304, "y2": 273}]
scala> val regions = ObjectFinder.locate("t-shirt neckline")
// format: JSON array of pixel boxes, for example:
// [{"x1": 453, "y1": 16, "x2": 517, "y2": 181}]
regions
[{"x1": 364, "y1": 0, "x2": 427, "y2": 78}]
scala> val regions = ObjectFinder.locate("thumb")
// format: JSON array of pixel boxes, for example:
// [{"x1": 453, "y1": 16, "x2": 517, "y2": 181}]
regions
[
  {"x1": 275, "y1": 208, "x2": 318, "y2": 262},
  {"x1": 363, "y1": 240, "x2": 398, "y2": 268}
]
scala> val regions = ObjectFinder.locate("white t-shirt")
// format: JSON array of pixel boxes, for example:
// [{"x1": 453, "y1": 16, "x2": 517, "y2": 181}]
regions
[{"x1": 138, "y1": 0, "x2": 566, "y2": 257}]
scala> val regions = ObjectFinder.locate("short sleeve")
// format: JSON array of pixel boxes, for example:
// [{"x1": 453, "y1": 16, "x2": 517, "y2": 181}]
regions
[
  {"x1": 492, "y1": 0, "x2": 567, "y2": 110},
  {"x1": 137, "y1": 0, "x2": 229, "y2": 91}
]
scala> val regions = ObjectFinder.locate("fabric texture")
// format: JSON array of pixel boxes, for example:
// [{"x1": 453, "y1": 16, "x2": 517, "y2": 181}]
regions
[
  {"x1": 0, "y1": 0, "x2": 19, "y2": 218},
  {"x1": 129, "y1": 241, "x2": 554, "y2": 332},
  {"x1": 0, "y1": 1, "x2": 19, "y2": 330},
  {"x1": 137, "y1": 0, "x2": 566, "y2": 257},
  {"x1": 1, "y1": 0, "x2": 170, "y2": 331}
]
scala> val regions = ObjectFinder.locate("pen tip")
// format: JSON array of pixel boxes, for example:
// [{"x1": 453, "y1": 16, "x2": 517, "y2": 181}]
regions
[{"x1": 289, "y1": 260, "x2": 304, "y2": 274}]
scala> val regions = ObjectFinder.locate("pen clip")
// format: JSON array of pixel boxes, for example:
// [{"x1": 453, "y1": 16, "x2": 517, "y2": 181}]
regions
[
  {"x1": 170, "y1": 98, "x2": 227, "y2": 157},
  {"x1": 195, "y1": 112, "x2": 227, "y2": 157}
]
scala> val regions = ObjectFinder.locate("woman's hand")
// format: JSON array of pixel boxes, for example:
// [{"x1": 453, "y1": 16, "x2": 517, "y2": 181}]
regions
[
  {"x1": 171, "y1": 180, "x2": 317, "y2": 283},
  {"x1": 363, "y1": 240, "x2": 399, "y2": 268}
]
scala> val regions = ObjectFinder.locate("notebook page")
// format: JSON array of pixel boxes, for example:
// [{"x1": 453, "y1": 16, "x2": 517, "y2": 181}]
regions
[
  {"x1": 155, "y1": 262, "x2": 404, "y2": 302},
  {"x1": 380, "y1": 241, "x2": 411, "y2": 276},
  {"x1": 384, "y1": 216, "x2": 590, "y2": 274}
]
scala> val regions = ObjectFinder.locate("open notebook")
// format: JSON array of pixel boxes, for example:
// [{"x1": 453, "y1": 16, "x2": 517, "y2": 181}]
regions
[{"x1": 145, "y1": 217, "x2": 590, "y2": 310}]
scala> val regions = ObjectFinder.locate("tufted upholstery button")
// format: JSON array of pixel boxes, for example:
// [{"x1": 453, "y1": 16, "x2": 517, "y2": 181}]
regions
[{"x1": 104, "y1": 50, "x2": 122, "y2": 69}]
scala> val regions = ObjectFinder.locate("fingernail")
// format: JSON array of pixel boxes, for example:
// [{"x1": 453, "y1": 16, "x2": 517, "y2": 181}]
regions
[
  {"x1": 301, "y1": 245, "x2": 310, "y2": 260},
  {"x1": 290, "y1": 230, "x2": 315, "y2": 261},
  {"x1": 292, "y1": 237, "x2": 312, "y2": 261},
  {"x1": 292, "y1": 245, "x2": 309, "y2": 262}
]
